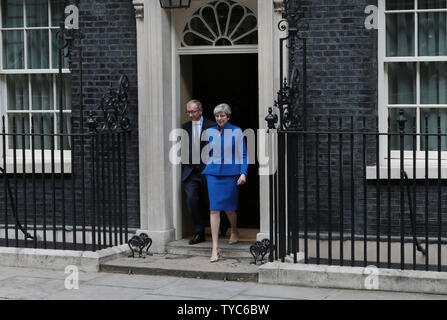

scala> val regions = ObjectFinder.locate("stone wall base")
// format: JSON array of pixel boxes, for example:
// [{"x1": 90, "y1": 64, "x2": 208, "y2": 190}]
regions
[
  {"x1": 259, "y1": 262, "x2": 447, "y2": 295},
  {"x1": 0, "y1": 245, "x2": 130, "y2": 272}
]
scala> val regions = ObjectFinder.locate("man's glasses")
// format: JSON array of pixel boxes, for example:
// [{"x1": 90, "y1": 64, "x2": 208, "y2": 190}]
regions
[{"x1": 186, "y1": 110, "x2": 200, "y2": 115}]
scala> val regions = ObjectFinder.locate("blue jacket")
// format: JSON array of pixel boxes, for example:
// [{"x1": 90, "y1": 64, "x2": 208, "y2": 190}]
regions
[{"x1": 201, "y1": 122, "x2": 248, "y2": 177}]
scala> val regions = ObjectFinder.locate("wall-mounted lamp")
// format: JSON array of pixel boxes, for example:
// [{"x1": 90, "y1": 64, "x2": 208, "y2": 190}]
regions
[{"x1": 159, "y1": 0, "x2": 191, "y2": 9}]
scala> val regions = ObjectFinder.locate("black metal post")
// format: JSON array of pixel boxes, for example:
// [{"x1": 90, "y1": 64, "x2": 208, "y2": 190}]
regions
[
  {"x1": 425, "y1": 116, "x2": 429, "y2": 271},
  {"x1": 31, "y1": 116, "x2": 37, "y2": 248},
  {"x1": 91, "y1": 133, "x2": 96, "y2": 252},
  {"x1": 2, "y1": 117, "x2": 8, "y2": 247},
  {"x1": 376, "y1": 117, "x2": 380, "y2": 267},
  {"x1": 438, "y1": 116, "x2": 442, "y2": 272},
  {"x1": 58, "y1": 23, "x2": 66, "y2": 250},
  {"x1": 117, "y1": 132, "x2": 123, "y2": 245},
  {"x1": 21, "y1": 117, "x2": 27, "y2": 248},
  {"x1": 339, "y1": 117, "x2": 344, "y2": 266},
  {"x1": 397, "y1": 109, "x2": 406, "y2": 270},
  {"x1": 328, "y1": 117, "x2": 332, "y2": 265},
  {"x1": 51, "y1": 116, "x2": 56, "y2": 249},
  {"x1": 278, "y1": 132, "x2": 286, "y2": 262},
  {"x1": 41, "y1": 117, "x2": 47, "y2": 248},
  {"x1": 350, "y1": 117, "x2": 355, "y2": 266},
  {"x1": 412, "y1": 117, "x2": 417, "y2": 270},
  {"x1": 387, "y1": 117, "x2": 392, "y2": 269},
  {"x1": 316, "y1": 120, "x2": 320, "y2": 265},
  {"x1": 363, "y1": 117, "x2": 367, "y2": 267},
  {"x1": 13, "y1": 117, "x2": 18, "y2": 248}
]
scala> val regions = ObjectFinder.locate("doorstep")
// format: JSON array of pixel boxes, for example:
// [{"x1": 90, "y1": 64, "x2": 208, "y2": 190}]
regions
[
  {"x1": 100, "y1": 239, "x2": 261, "y2": 282},
  {"x1": 100, "y1": 253, "x2": 260, "y2": 282},
  {"x1": 166, "y1": 239, "x2": 254, "y2": 260}
]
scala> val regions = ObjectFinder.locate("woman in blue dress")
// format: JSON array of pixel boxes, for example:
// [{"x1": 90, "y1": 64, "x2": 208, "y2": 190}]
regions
[{"x1": 202, "y1": 103, "x2": 248, "y2": 262}]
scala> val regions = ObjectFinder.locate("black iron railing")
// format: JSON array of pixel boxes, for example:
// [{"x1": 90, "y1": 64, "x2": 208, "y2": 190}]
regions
[
  {"x1": 266, "y1": 0, "x2": 447, "y2": 272},
  {"x1": 0, "y1": 6, "x2": 132, "y2": 252},
  {"x1": 267, "y1": 113, "x2": 447, "y2": 272},
  {"x1": 0, "y1": 76, "x2": 131, "y2": 252}
]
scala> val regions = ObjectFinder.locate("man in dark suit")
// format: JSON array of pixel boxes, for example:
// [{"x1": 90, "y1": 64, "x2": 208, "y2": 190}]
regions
[{"x1": 182, "y1": 100, "x2": 216, "y2": 245}]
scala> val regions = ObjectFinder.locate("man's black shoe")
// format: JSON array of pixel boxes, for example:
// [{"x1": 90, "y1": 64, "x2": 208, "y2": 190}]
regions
[{"x1": 189, "y1": 232, "x2": 205, "y2": 245}]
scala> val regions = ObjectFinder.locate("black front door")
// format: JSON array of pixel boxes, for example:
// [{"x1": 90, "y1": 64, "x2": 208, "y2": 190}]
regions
[{"x1": 191, "y1": 53, "x2": 260, "y2": 228}]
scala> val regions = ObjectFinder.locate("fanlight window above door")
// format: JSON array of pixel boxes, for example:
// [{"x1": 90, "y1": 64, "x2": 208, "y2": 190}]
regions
[{"x1": 182, "y1": 0, "x2": 257, "y2": 47}]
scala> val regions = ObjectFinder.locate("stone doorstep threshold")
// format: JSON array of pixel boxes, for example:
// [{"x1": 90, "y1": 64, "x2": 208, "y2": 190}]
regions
[
  {"x1": 100, "y1": 254, "x2": 260, "y2": 282},
  {"x1": 259, "y1": 262, "x2": 447, "y2": 295},
  {"x1": 0, "y1": 245, "x2": 130, "y2": 273}
]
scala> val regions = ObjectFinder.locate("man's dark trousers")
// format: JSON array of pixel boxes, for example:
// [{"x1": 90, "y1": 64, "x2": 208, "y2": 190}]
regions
[
  {"x1": 183, "y1": 168, "x2": 208, "y2": 234},
  {"x1": 182, "y1": 118, "x2": 215, "y2": 235}
]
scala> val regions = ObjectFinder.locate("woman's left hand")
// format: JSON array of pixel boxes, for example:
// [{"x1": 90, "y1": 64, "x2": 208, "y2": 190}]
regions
[{"x1": 237, "y1": 174, "x2": 247, "y2": 186}]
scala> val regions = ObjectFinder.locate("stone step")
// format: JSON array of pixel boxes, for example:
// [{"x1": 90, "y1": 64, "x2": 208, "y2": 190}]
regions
[
  {"x1": 166, "y1": 239, "x2": 254, "y2": 260},
  {"x1": 100, "y1": 253, "x2": 260, "y2": 282}
]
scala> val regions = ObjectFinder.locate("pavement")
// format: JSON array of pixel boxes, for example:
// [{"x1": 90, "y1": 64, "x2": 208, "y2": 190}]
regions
[{"x1": 0, "y1": 265, "x2": 447, "y2": 300}]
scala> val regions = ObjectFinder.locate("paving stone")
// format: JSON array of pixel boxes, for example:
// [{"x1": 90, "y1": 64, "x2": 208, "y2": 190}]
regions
[
  {"x1": 0, "y1": 267, "x2": 28, "y2": 281},
  {"x1": 152, "y1": 277, "x2": 257, "y2": 300},
  {"x1": 0, "y1": 265, "x2": 104, "y2": 282},
  {"x1": 22, "y1": 269, "x2": 105, "y2": 282},
  {"x1": 323, "y1": 289, "x2": 447, "y2": 300},
  {"x1": 0, "y1": 277, "x2": 65, "y2": 300},
  {"x1": 135, "y1": 294, "x2": 201, "y2": 300},
  {"x1": 229, "y1": 295, "x2": 295, "y2": 300},
  {"x1": 415, "y1": 294, "x2": 447, "y2": 300},
  {"x1": 90, "y1": 273, "x2": 182, "y2": 290},
  {"x1": 45, "y1": 285, "x2": 150, "y2": 300},
  {"x1": 242, "y1": 284, "x2": 335, "y2": 300}
]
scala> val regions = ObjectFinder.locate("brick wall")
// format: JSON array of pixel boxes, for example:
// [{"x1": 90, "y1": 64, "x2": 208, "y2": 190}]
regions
[
  {"x1": 302, "y1": 0, "x2": 378, "y2": 122},
  {"x1": 69, "y1": 0, "x2": 139, "y2": 228},
  {"x1": 287, "y1": 0, "x2": 447, "y2": 240}
]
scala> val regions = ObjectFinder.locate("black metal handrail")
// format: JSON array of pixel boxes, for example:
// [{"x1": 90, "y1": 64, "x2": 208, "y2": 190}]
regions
[
  {"x1": 402, "y1": 170, "x2": 426, "y2": 256},
  {"x1": 0, "y1": 167, "x2": 33, "y2": 240}
]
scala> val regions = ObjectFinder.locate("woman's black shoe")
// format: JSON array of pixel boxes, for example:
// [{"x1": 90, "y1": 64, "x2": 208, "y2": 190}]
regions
[{"x1": 189, "y1": 232, "x2": 205, "y2": 245}]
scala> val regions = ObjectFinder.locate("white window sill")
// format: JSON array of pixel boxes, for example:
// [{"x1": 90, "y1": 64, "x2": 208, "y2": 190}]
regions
[
  {"x1": 1, "y1": 158, "x2": 72, "y2": 174},
  {"x1": 366, "y1": 160, "x2": 447, "y2": 179}
]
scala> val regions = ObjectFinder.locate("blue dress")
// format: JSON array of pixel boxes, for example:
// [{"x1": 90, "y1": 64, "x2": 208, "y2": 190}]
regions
[{"x1": 202, "y1": 122, "x2": 248, "y2": 211}]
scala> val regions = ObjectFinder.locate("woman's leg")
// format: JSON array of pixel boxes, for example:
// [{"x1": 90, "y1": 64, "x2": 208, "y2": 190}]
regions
[
  {"x1": 225, "y1": 210, "x2": 239, "y2": 242},
  {"x1": 210, "y1": 211, "x2": 220, "y2": 257}
]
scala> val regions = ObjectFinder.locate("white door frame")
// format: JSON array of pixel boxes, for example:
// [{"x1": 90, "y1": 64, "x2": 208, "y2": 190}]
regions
[{"x1": 133, "y1": 0, "x2": 285, "y2": 253}]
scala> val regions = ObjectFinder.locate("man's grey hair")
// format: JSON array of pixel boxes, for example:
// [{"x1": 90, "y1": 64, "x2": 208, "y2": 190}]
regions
[
  {"x1": 187, "y1": 99, "x2": 202, "y2": 110},
  {"x1": 214, "y1": 103, "x2": 232, "y2": 118}
]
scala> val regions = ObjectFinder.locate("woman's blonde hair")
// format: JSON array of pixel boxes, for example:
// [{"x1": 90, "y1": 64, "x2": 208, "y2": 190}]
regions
[{"x1": 214, "y1": 103, "x2": 232, "y2": 118}]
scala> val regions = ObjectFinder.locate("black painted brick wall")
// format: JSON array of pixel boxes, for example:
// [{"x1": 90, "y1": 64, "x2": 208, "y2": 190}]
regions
[
  {"x1": 69, "y1": 0, "x2": 139, "y2": 228},
  {"x1": 302, "y1": 0, "x2": 378, "y2": 121},
  {"x1": 290, "y1": 0, "x2": 447, "y2": 239}
]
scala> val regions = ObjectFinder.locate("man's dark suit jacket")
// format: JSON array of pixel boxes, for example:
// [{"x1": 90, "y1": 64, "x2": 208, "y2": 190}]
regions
[{"x1": 182, "y1": 118, "x2": 216, "y2": 182}]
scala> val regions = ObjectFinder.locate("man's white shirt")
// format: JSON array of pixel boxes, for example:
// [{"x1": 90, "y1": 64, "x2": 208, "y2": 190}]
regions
[{"x1": 191, "y1": 116, "x2": 203, "y2": 164}]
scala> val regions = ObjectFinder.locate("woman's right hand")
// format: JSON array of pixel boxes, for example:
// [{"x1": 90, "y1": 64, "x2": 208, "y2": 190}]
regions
[{"x1": 237, "y1": 174, "x2": 247, "y2": 186}]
